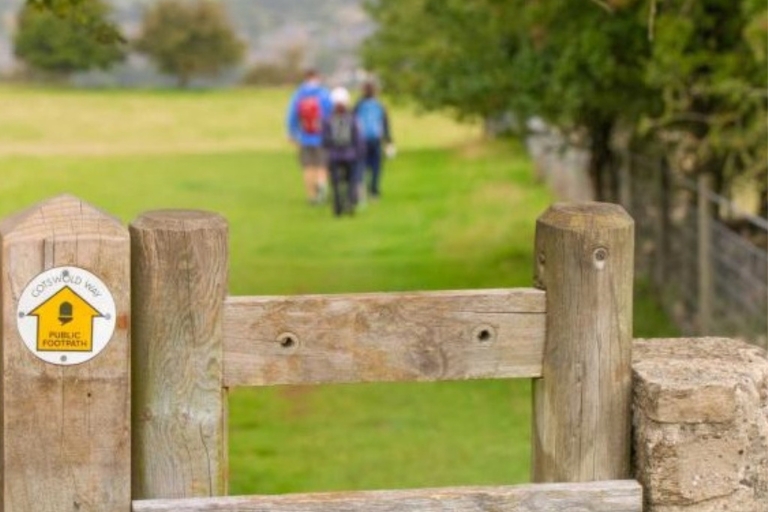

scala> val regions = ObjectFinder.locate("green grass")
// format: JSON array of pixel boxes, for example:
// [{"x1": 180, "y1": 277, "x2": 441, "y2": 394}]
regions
[
  {"x1": 0, "y1": 85, "x2": 675, "y2": 495},
  {"x1": 0, "y1": 86, "x2": 476, "y2": 156},
  {"x1": 229, "y1": 379, "x2": 533, "y2": 493}
]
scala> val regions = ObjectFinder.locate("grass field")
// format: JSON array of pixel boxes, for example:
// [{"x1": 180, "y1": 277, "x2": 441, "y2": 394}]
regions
[{"x1": 0, "y1": 85, "x2": 675, "y2": 495}]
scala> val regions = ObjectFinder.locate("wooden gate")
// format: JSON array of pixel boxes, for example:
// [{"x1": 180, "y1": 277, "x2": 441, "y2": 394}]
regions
[{"x1": 0, "y1": 195, "x2": 641, "y2": 512}]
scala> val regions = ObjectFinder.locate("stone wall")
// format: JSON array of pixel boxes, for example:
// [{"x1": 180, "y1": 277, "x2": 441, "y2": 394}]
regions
[
  {"x1": 633, "y1": 337, "x2": 768, "y2": 511},
  {"x1": 524, "y1": 120, "x2": 594, "y2": 202}
]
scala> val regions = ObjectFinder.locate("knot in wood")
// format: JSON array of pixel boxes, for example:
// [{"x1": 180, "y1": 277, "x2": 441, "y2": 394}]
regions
[
  {"x1": 410, "y1": 342, "x2": 447, "y2": 378},
  {"x1": 276, "y1": 332, "x2": 299, "y2": 349},
  {"x1": 473, "y1": 325, "x2": 497, "y2": 344},
  {"x1": 592, "y1": 247, "x2": 608, "y2": 270}
]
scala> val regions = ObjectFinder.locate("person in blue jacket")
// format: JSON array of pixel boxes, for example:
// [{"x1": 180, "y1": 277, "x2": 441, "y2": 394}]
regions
[
  {"x1": 286, "y1": 69, "x2": 333, "y2": 204},
  {"x1": 353, "y1": 80, "x2": 393, "y2": 200}
]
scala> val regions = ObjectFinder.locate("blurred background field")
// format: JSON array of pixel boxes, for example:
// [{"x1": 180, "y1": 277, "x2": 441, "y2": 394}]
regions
[{"x1": 0, "y1": 86, "x2": 675, "y2": 494}]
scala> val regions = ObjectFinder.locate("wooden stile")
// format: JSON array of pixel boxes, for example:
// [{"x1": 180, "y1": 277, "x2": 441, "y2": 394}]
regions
[
  {"x1": 0, "y1": 195, "x2": 131, "y2": 512},
  {"x1": 0, "y1": 196, "x2": 644, "y2": 511},
  {"x1": 223, "y1": 288, "x2": 546, "y2": 387},
  {"x1": 532, "y1": 202, "x2": 634, "y2": 482},
  {"x1": 131, "y1": 210, "x2": 229, "y2": 499},
  {"x1": 132, "y1": 480, "x2": 642, "y2": 512}
]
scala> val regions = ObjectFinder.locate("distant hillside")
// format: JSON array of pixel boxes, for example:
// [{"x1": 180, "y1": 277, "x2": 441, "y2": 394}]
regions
[{"x1": 0, "y1": 0, "x2": 372, "y2": 84}]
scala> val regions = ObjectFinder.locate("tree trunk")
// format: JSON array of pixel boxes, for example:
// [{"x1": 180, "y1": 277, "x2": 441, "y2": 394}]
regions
[
  {"x1": 178, "y1": 72, "x2": 191, "y2": 89},
  {"x1": 587, "y1": 119, "x2": 615, "y2": 202}
]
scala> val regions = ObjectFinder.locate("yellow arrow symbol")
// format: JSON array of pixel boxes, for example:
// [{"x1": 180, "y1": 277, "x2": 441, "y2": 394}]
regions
[{"x1": 28, "y1": 286, "x2": 102, "y2": 352}]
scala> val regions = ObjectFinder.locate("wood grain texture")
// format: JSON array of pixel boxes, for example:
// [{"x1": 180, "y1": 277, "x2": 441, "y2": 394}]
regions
[
  {"x1": 0, "y1": 195, "x2": 131, "y2": 512},
  {"x1": 223, "y1": 288, "x2": 546, "y2": 387},
  {"x1": 132, "y1": 480, "x2": 642, "y2": 512},
  {"x1": 131, "y1": 210, "x2": 228, "y2": 499},
  {"x1": 532, "y1": 202, "x2": 634, "y2": 482}
]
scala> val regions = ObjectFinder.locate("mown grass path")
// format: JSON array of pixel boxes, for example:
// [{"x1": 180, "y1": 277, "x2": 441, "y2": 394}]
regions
[{"x1": 0, "y1": 86, "x2": 671, "y2": 494}]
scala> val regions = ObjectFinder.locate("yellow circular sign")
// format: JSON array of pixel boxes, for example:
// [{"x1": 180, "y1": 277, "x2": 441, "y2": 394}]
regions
[{"x1": 16, "y1": 266, "x2": 117, "y2": 365}]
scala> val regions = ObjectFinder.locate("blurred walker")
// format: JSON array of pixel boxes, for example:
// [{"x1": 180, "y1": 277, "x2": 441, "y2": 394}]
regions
[
  {"x1": 286, "y1": 69, "x2": 332, "y2": 204},
  {"x1": 323, "y1": 87, "x2": 363, "y2": 217},
  {"x1": 354, "y1": 81, "x2": 394, "y2": 200}
]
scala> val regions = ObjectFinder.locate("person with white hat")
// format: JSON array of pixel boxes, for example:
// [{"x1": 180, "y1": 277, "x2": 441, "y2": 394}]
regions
[{"x1": 322, "y1": 86, "x2": 364, "y2": 217}]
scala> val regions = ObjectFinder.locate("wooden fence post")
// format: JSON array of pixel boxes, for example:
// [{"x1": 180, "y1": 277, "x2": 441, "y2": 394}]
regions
[
  {"x1": 532, "y1": 202, "x2": 634, "y2": 482},
  {"x1": 131, "y1": 210, "x2": 228, "y2": 499},
  {"x1": 618, "y1": 150, "x2": 632, "y2": 211},
  {"x1": 0, "y1": 195, "x2": 131, "y2": 511},
  {"x1": 653, "y1": 158, "x2": 671, "y2": 292},
  {"x1": 697, "y1": 174, "x2": 713, "y2": 335}
]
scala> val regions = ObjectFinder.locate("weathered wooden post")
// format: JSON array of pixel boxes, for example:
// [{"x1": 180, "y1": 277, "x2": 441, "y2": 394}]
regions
[
  {"x1": 618, "y1": 150, "x2": 632, "y2": 211},
  {"x1": 0, "y1": 195, "x2": 131, "y2": 511},
  {"x1": 653, "y1": 158, "x2": 670, "y2": 291},
  {"x1": 131, "y1": 210, "x2": 228, "y2": 499},
  {"x1": 697, "y1": 174, "x2": 713, "y2": 335},
  {"x1": 532, "y1": 202, "x2": 634, "y2": 482}
]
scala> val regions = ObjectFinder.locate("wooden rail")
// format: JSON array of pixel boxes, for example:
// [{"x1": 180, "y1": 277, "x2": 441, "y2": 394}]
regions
[
  {"x1": 223, "y1": 288, "x2": 546, "y2": 387},
  {"x1": 132, "y1": 480, "x2": 642, "y2": 512}
]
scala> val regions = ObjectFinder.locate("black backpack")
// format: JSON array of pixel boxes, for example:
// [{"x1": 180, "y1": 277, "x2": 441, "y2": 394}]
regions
[{"x1": 328, "y1": 113, "x2": 355, "y2": 148}]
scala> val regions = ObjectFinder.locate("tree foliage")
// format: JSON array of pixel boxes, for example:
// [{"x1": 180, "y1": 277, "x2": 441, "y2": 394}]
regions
[
  {"x1": 643, "y1": 0, "x2": 767, "y2": 199},
  {"x1": 362, "y1": 0, "x2": 518, "y2": 121},
  {"x1": 362, "y1": 0, "x2": 767, "y2": 203},
  {"x1": 363, "y1": 0, "x2": 655, "y2": 198},
  {"x1": 135, "y1": 0, "x2": 245, "y2": 87},
  {"x1": 242, "y1": 45, "x2": 306, "y2": 87},
  {"x1": 14, "y1": 0, "x2": 125, "y2": 77},
  {"x1": 508, "y1": 0, "x2": 655, "y2": 198}
]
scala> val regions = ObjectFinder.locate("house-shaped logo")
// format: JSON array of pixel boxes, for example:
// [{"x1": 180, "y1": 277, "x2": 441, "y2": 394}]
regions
[{"x1": 29, "y1": 286, "x2": 103, "y2": 352}]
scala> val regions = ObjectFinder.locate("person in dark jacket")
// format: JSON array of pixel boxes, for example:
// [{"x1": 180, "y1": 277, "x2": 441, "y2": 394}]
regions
[
  {"x1": 322, "y1": 87, "x2": 364, "y2": 217},
  {"x1": 353, "y1": 80, "x2": 393, "y2": 200}
]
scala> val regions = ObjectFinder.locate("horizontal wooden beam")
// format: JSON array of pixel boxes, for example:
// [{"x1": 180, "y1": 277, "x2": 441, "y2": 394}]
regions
[
  {"x1": 132, "y1": 480, "x2": 642, "y2": 512},
  {"x1": 223, "y1": 288, "x2": 546, "y2": 387}
]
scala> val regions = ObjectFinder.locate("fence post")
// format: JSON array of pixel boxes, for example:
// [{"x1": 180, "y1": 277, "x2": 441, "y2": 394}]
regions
[
  {"x1": 697, "y1": 175, "x2": 713, "y2": 335},
  {"x1": 532, "y1": 202, "x2": 634, "y2": 482},
  {"x1": 653, "y1": 158, "x2": 671, "y2": 292},
  {"x1": 618, "y1": 150, "x2": 632, "y2": 211},
  {"x1": 131, "y1": 210, "x2": 228, "y2": 499},
  {"x1": 0, "y1": 195, "x2": 131, "y2": 511}
]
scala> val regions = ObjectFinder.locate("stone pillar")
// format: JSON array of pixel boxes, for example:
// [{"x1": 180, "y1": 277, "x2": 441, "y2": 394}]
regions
[{"x1": 633, "y1": 337, "x2": 768, "y2": 511}]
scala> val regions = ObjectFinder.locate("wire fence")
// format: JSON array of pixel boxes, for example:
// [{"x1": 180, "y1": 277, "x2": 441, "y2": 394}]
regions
[
  {"x1": 528, "y1": 129, "x2": 768, "y2": 349},
  {"x1": 627, "y1": 155, "x2": 767, "y2": 348}
]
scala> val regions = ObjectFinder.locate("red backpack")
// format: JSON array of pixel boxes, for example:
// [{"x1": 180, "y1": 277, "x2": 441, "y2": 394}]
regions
[{"x1": 297, "y1": 95, "x2": 321, "y2": 134}]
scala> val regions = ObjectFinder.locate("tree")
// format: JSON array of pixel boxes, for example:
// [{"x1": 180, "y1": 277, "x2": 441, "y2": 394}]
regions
[
  {"x1": 14, "y1": 0, "x2": 125, "y2": 78},
  {"x1": 242, "y1": 45, "x2": 306, "y2": 87},
  {"x1": 362, "y1": 0, "x2": 520, "y2": 123},
  {"x1": 508, "y1": 0, "x2": 657, "y2": 200},
  {"x1": 135, "y1": 0, "x2": 245, "y2": 88},
  {"x1": 362, "y1": 0, "x2": 656, "y2": 200},
  {"x1": 363, "y1": 0, "x2": 767, "y2": 205},
  {"x1": 643, "y1": 0, "x2": 767, "y2": 208}
]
